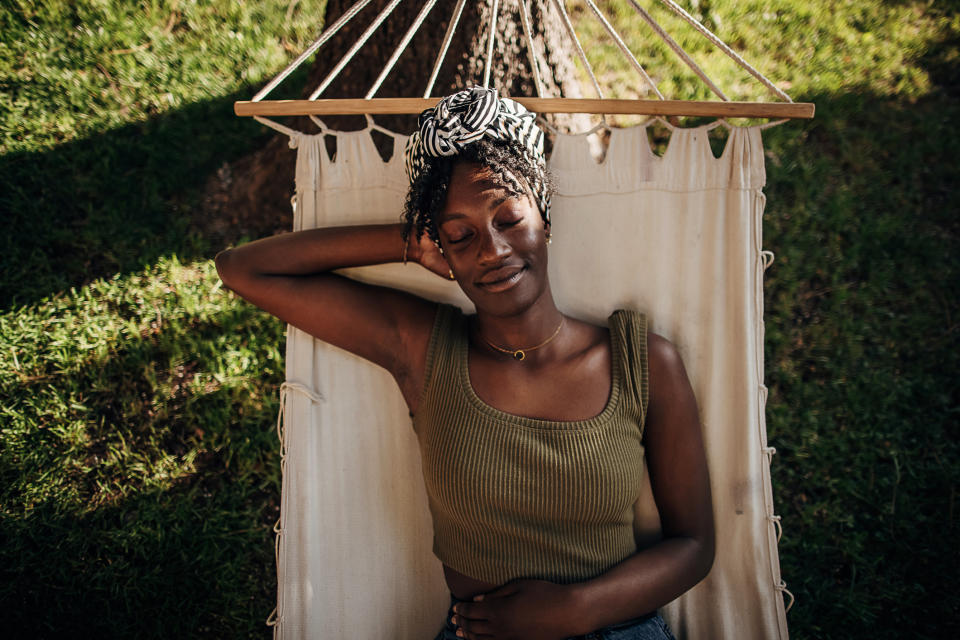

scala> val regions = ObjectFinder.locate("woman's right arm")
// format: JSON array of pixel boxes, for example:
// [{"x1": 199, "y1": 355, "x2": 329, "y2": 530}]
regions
[{"x1": 214, "y1": 224, "x2": 447, "y2": 412}]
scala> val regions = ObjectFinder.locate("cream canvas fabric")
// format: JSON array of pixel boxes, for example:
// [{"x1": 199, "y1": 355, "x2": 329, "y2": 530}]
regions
[{"x1": 270, "y1": 124, "x2": 788, "y2": 639}]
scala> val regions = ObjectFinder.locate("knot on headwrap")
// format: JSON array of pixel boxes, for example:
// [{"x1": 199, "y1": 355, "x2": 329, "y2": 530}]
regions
[{"x1": 404, "y1": 86, "x2": 550, "y2": 221}]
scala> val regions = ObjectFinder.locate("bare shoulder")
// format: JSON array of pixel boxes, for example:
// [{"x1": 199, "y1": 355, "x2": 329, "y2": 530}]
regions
[
  {"x1": 645, "y1": 331, "x2": 697, "y2": 413},
  {"x1": 646, "y1": 332, "x2": 688, "y2": 378}
]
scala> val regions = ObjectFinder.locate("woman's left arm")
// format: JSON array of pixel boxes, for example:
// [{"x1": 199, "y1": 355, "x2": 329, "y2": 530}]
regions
[
  {"x1": 453, "y1": 333, "x2": 714, "y2": 639},
  {"x1": 561, "y1": 332, "x2": 715, "y2": 633}
]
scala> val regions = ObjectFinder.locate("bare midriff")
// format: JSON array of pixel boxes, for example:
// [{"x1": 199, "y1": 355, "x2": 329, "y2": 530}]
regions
[{"x1": 444, "y1": 564, "x2": 500, "y2": 600}]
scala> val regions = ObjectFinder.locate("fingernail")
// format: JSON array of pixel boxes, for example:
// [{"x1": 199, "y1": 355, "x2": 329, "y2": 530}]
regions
[
  {"x1": 456, "y1": 630, "x2": 464, "y2": 638},
  {"x1": 450, "y1": 615, "x2": 457, "y2": 625}
]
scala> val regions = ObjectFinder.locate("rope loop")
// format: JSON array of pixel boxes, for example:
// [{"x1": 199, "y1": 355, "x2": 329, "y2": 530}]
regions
[
  {"x1": 308, "y1": 115, "x2": 333, "y2": 135},
  {"x1": 776, "y1": 581, "x2": 795, "y2": 613},
  {"x1": 761, "y1": 250, "x2": 775, "y2": 270},
  {"x1": 768, "y1": 514, "x2": 782, "y2": 542}
]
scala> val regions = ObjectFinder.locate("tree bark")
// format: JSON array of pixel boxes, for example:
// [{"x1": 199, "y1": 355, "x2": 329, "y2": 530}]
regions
[{"x1": 200, "y1": 0, "x2": 585, "y2": 244}]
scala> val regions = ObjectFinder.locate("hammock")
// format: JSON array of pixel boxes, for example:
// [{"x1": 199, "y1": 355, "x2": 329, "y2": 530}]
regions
[
  {"x1": 270, "y1": 118, "x2": 787, "y2": 640},
  {"x1": 233, "y1": 2, "x2": 810, "y2": 638}
]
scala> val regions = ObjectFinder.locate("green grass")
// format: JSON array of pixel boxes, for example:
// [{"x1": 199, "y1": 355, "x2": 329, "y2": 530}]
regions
[
  {"x1": 0, "y1": 0, "x2": 326, "y2": 307},
  {"x1": 2, "y1": 0, "x2": 958, "y2": 638},
  {"x1": 1, "y1": 1, "x2": 323, "y2": 637},
  {"x1": 1, "y1": 258, "x2": 286, "y2": 636}
]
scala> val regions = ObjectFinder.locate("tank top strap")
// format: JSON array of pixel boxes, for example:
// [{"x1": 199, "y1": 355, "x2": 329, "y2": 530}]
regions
[
  {"x1": 608, "y1": 309, "x2": 650, "y2": 432},
  {"x1": 415, "y1": 303, "x2": 466, "y2": 430}
]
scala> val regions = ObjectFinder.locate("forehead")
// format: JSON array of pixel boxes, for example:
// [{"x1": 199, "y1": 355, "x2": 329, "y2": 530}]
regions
[
  {"x1": 441, "y1": 162, "x2": 521, "y2": 218},
  {"x1": 447, "y1": 162, "x2": 503, "y2": 195}
]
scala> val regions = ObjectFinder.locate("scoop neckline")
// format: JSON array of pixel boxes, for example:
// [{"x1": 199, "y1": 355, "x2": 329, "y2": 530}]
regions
[{"x1": 457, "y1": 314, "x2": 623, "y2": 431}]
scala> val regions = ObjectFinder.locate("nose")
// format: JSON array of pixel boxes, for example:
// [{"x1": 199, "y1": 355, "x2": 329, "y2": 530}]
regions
[{"x1": 476, "y1": 226, "x2": 511, "y2": 265}]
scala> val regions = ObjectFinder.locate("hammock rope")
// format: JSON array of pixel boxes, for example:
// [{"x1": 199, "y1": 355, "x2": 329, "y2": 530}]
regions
[
  {"x1": 267, "y1": 380, "x2": 325, "y2": 630},
  {"x1": 366, "y1": 0, "x2": 439, "y2": 99},
  {"x1": 240, "y1": 0, "x2": 811, "y2": 121},
  {"x1": 583, "y1": 0, "x2": 663, "y2": 99},
  {"x1": 778, "y1": 581, "x2": 796, "y2": 613},
  {"x1": 517, "y1": 0, "x2": 545, "y2": 98},
  {"x1": 483, "y1": 0, "x2": 501, "y2": 89},
  {"x1": 655, "y1": 0, "x2": 792, "y2": 102},
  {"x1": 626, "y1": 0, "x2": 727, "y2": 101},
  {"x1": 252, "y1": 0, "x2": 374, "y2": 102},
  {"x1": 423, "y1": 0, "x2": 468, "y2": 98},
  {"x1": 308, "y1": 0, "x2": 404, "y2": 100},
  {"x1": 551, "y1": 0, "x2": 604, "y2": 99}
]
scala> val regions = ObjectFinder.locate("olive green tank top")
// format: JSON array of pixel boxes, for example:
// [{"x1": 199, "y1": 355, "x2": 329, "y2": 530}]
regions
[{"x1": 412, "y1": 304, "x2": 649, "y2": 585}]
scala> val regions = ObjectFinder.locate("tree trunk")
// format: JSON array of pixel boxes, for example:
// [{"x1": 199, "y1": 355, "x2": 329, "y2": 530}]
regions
[{"x1": 200, "y1": 0, "x2": 585, "y2": 244}]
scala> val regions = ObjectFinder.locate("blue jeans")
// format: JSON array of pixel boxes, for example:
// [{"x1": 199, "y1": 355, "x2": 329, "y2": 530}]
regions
[{"x1": 433, "y1": 594, "x2": 677, "y2": 640}]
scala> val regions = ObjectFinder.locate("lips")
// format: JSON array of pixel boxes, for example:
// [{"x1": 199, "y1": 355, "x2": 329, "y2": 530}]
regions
[{"x1": 476, "y1": 265, "x2": 526, "y2": 292}]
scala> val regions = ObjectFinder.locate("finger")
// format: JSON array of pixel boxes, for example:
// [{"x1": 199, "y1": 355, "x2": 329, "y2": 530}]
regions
[
  {"x1": 453, "y1": 602, "x2": 488, "y2": 621},
  {"x1": 456, "y1": 618, "x2": 495, "y2": 640},
  {"x1": 484, "y1": 582, "x2": 520, "y2": 598},
  {"x1": 455, "y1": 618, "x2": 496, "y2": 640},
  {"x1": 425, "y1": 257, "x2": 453, "y2": 279}
]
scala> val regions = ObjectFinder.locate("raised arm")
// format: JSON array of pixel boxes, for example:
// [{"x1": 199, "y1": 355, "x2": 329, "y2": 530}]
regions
[{"x1": 214, "y1": 224, "x2": 450, "y2": 412}]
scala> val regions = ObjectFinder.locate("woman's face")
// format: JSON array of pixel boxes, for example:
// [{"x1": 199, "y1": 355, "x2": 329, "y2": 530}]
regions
[{"x1": 437, "y1": 161, "x2": 551, "y2": 317}]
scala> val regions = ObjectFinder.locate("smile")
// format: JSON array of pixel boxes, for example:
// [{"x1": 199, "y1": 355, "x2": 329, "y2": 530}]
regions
[{"x1": 476, "y1": 266, "x2": 526, "y2": 293}]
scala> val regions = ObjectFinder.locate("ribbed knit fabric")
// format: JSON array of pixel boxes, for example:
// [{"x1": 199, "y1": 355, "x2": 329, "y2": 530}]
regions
[{"x1": 413, "y1": 304, "x2": 649, "y2": 585}]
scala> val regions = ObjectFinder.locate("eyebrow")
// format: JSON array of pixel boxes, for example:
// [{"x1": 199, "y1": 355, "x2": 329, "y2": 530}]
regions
[{"x1": 440, "y1": 196, "x2": 512, "y2": 223}]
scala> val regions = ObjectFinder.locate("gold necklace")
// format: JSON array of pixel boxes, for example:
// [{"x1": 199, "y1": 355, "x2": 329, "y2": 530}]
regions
[{"x1": 480, "y1": 317, "x2": 565, "y2": 361}]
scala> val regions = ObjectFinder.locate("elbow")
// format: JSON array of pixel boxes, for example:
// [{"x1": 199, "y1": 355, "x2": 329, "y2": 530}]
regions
[
  {"x1": 214, "y1": 248, "x2": 238, "y2": 291},
  {"x1": 697, "y1": 530, "x2": 716, "y2": 583},
  {"x1": 691, "y1": 522, "x2": 716, "y2": 584}
]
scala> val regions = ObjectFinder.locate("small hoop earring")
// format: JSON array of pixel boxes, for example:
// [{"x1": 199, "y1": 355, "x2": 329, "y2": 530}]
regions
[{"x1": 447, "y1": 269, "x2": 456, "y2": 280}]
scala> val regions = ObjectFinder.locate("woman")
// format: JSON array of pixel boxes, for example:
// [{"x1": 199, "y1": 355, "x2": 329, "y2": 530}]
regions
[{"x1": 216, "y1": 87, "x2": 714, "y2": 640}]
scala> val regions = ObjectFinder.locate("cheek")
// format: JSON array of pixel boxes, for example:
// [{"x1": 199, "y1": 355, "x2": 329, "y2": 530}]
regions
[{"x1": 519, "y1": 226, "x2": 548, "y2": 256}]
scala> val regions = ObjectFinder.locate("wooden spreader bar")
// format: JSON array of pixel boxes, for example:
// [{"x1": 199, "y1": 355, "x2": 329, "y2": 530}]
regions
[{"x1": 235, "y1": 97, "x2": 815, "y2": 119}]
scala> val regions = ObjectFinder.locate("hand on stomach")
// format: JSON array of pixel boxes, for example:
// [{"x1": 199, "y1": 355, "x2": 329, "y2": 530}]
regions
[{"x1": 444, "y1": 564, "x2": 500, "y2": 600}]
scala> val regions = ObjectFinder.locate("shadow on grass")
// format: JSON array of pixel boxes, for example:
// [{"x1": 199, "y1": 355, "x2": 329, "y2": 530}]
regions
[
  {"x1": 0, "y1": 293, "x2": 285, "y2": 638},
  {"x1": 1, "y1": 481, "x2": 277, "y2": 639},
  {"x1": 0, "y1": 85, "x2": 291, "y2": 310},
  {"x1": 757, "y1": 85, "x2": 959, "y2": 637}
]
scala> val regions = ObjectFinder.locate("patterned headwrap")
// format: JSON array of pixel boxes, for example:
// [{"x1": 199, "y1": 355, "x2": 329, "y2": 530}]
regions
[{"x1": 404, "y1": 86, "x2": 550, "y2": 222}]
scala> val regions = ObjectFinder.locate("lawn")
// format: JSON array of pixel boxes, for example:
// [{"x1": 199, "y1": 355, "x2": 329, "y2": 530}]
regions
[{"x1": 2, "y1": 1, "x2": 957, "y2": 638}]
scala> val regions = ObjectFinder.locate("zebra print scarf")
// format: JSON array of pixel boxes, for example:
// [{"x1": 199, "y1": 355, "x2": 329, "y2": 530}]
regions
[{"x1": 404, "y1": 86, "x2": 549, "y2": 221}]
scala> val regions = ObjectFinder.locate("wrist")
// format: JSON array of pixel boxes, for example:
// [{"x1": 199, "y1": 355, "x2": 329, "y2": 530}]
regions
[
  {"x1": 564, "y1": 582, "x2": 599, "y2": 636},
  {"x1": 401, "y1": 231, "x2": 421, "y2": 265}
]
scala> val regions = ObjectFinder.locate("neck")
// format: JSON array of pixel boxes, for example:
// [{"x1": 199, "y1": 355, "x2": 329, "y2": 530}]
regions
[{"x1": 474, "y1": 289, "x2": 564, "y2": 355}]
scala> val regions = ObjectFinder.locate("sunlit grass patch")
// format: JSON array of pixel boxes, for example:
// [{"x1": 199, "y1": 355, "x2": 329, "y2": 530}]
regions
[
  {"x1": 0, "y1": 256, "x2": 286, "y2": 636},
  {"x1": 2, "y1": 256, "x2": 283, "y2": 514},
  {"x1": 569, "y1": 1, "x2": 950, "y2": 125}
]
